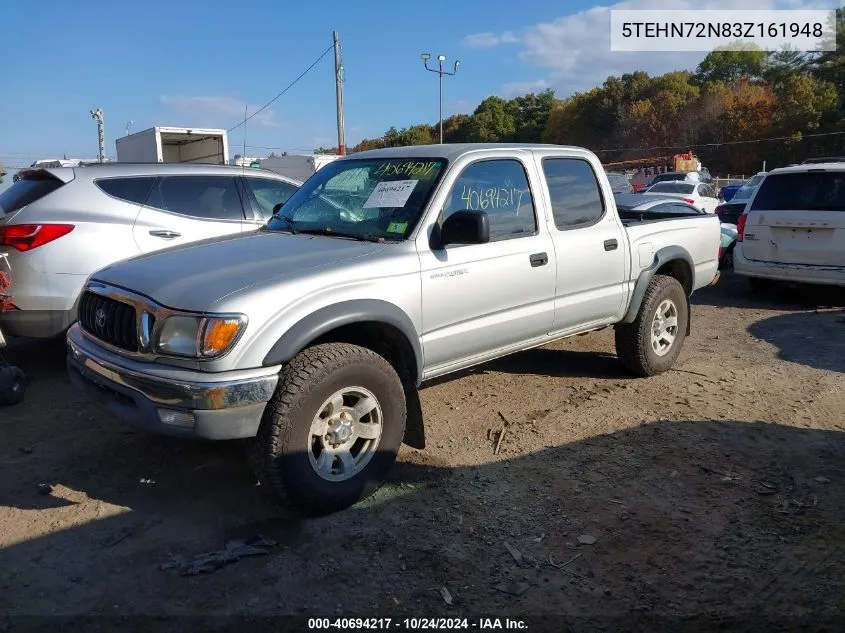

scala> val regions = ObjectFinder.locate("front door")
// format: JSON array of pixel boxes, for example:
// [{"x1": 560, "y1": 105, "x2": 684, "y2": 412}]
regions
[
  {"x1": 418, "y1": 157, "x2": 556, "y2": 372},
  {"x1": 132, "y1": 175, "x2": 251, "y2": 253}
]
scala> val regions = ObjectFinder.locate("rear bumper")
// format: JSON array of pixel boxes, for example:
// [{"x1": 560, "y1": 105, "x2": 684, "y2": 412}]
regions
[
  {"x1": 66, "y1": 325, "x2": 279, "y2": 440},
  {"x1": 734, "y1": 247, "x2": 845, "y2": 287},
  {"x1": 1, "y1": 308, "x2": 76, "y2": 338}
]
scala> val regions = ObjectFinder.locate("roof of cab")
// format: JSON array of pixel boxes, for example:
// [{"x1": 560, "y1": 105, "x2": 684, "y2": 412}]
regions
[
  {"x1": 345, "y1": 143, "x2": 594, "y2": 162},
  {"x1": 15, "y1": 162, "x2": 301, "y2": 183}
]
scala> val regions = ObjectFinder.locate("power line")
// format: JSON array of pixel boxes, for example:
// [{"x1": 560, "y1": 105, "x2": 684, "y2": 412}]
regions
[
  {"x1": 597, "y1": 129, "x2": 845, "y2": 154},
  {"x1": 227, "y1": 44, "x2": 334, "y2": 133}
]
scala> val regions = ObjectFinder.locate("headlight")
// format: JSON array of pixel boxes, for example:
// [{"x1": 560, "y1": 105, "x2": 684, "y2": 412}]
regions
[{"x1": 155, "y1": 314, "x2": 247, "y2": 358}]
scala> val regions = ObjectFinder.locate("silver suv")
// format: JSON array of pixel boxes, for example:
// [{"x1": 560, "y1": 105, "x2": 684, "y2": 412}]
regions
[{"x1": 0, "y1": 163, "x2": 300, "y2": 338}]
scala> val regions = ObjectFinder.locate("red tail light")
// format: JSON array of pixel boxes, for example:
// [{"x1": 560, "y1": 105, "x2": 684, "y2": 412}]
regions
[
  {"x1": 0, "y1": 224, "x2": 75, "y2": 252},
  {"x1": 683, "y1": 198, "x2": 695, "y2": 204},
  {"x1": 736, "y1": 213, "x2": 747, "y2": 242}
]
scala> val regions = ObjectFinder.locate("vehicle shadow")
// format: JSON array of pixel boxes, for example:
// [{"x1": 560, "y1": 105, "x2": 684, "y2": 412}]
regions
[
  {"x1": 423, "y1": 347, "x2": 628, "y2": 388},
  {"x1": 2, "y1": 418, "x2": 844, "y2": 628},
  {"x1": 694, "y1": 271, "x2": 845, "y2": 310},
  {"x1": 747, "y1": 309, "x2": 845, "y2": 373}
]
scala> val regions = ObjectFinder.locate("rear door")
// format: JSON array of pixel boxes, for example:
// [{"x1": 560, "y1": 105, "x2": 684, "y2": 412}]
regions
[
  {"x1": 537, "y1": 154, "x2": 627, "y2": 333},
  {"x1": 132, "y1": 175, "x2": 251, "y2": 252},
  {"x1": 742, "y1": 170, "x2": 845, "y2": 266}
]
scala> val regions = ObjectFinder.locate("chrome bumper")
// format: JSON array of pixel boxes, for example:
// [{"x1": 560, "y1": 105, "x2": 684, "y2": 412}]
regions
[{"x1": 68, "y1": 337, "x2": 278, "y2": 410}]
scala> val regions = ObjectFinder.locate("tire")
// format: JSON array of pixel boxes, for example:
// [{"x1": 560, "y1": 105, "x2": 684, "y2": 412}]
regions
[
  {"x1": 250, "y1": 342, "x2": 407, "y2": 515},
  {"x1": 0, "y1": 366, "x2": 26, "y2": 406},
  {"x1": 615, "y1": 275, "x2": 688, "y2": 377}
]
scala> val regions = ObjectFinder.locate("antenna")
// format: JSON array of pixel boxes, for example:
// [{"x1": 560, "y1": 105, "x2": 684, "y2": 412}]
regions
[{"x1": 242, "y1": 105, "x2": 247, "y2": 173}]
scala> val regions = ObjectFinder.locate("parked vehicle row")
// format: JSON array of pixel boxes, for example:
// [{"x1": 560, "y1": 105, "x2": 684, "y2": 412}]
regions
[
  {"x1": 66, "y1": 143, "x2": 721, "y2": 514},
  {"x1": 0, "y1": 164, "x2": 301, "y2": 338}
]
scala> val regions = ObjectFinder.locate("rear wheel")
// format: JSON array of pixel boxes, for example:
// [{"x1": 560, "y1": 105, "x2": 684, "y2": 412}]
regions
[
  {"x1": 615, "y1": 275, "x2": 688, "y2": 377},
  {"x1": 250, "y1": 342, "x2": 406, "y2": 515}
]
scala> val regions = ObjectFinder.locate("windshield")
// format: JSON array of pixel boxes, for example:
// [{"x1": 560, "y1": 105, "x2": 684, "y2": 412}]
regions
[
  {"x1": 750, "y1": 171, "x2": 845, "y2": 212},
  {"x1": 264, "y1": 157, "x2": 447, "y2": 240}
]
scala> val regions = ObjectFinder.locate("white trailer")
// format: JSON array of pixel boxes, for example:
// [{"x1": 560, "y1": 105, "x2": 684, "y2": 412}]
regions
[
  {"x1": 115, "y1": 127, "x2": 229, "y2": 164},
  {"x1": 257, "y1": 154, "x2": 339, "y2": 182}
]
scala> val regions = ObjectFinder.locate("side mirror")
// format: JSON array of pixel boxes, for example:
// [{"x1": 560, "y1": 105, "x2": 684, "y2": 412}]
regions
[
  {"x1": 438, "y1": 209, "x2": 490, "y2": 247},
  {"x1": 272, "y1": 202, "x2": 285, "y2": 214}
]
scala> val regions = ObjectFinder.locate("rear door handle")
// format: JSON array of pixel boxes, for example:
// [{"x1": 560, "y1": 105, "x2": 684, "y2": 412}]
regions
[
  {"x1": 529, "y1": 252, "x2": 548, "y2": 267},
  {"x1": 149, "y1": 230, "x2": 181, "y2": 239},
  {"x1": 604, "y1": 239, "x2": 618, "y2": 251}
]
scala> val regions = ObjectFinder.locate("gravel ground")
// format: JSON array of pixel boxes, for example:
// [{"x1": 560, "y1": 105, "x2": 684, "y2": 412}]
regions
[{"x1": 1, "y1": 271, "x2": 844, "y2": 631}]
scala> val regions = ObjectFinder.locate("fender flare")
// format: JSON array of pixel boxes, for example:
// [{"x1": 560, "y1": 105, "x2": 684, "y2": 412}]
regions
[
  {"x1": 261, "y1": 299, "x2": 424, "y2": 385},
  {"x1": 620, "y1": 246, "x2": 695, "y2": 335}
]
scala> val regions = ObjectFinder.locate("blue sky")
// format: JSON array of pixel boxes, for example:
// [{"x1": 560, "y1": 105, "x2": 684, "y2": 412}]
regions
[{"x1": 1, "y1": 0, "x2": 840, "y2": 183}]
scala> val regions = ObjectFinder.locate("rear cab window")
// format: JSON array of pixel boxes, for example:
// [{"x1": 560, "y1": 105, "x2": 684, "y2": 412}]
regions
[
  {"x1": 0, "y1": 171, "x2": 66, "y2": 217},
  {"x1": 542, "y1": 158, "x2": 605, "y2": 229},
  {"x1": 750, "y1": 171, "x2": 845, "y2": 212},
  {"x1": 649, "y1": 182, "x2": 696, "y2": 194}
]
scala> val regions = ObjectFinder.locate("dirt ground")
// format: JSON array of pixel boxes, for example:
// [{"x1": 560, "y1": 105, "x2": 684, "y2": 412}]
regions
[{"x1": 1, "y1": 271, "x2": 844, "y2": 631}]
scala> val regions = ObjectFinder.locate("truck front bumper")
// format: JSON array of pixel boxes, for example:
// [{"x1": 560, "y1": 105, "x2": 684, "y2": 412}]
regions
[{"x1": 66, "y1": 325, "x2": 280, "y2": 440}]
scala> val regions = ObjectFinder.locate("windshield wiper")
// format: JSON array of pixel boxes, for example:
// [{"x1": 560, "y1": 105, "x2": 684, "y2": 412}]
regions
[
  {"x1": 294, "y1": 228, "x2": 386, "y2": 243},
  {"x1": 264, "y1": 214, "x2": 298, "y2": 235}
]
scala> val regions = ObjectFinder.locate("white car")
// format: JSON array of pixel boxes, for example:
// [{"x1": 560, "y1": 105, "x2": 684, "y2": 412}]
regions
[
  {"x1": 734, "y1": 163, "x2": 845, "y2": 287},
  {"x1": 0, "y1": 163, "x2": 301, "y2": 338},
  {"x1": 639, "y1": 181, "x2": 720, "y2": 214}
]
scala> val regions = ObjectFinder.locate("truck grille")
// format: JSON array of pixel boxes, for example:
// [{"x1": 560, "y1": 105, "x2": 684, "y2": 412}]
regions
[{"x1": 78, "y1": 291, "x2": 139, "y2": 352}]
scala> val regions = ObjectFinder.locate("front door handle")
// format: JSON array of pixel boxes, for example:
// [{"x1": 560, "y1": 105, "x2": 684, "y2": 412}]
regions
[
  {"x1": 529, "y1": 252, "x2": 548, "y2": 267},
  {"x1": 604, "y1": 239, "x2": 618, "y2": 251},
  {"x1": 149, "y1": 230, "x2": 181, "y2": 239}
]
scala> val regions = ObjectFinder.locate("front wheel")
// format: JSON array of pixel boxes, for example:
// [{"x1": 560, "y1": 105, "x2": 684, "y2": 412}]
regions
[
  {"x1": 250, "y1": 342, "x2": 407, "y2": 515},
  {"x1": 615, "y1": 275, "x2": 688, "y2": 377}
]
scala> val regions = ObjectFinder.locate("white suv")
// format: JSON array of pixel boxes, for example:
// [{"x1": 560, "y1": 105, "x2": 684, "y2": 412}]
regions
[
  {"x1": 0, "y1": 163, "x2": 300, "y2": 338},
  {"x1": 734, "y1": 163, "x2": 845, "y2": 287}
]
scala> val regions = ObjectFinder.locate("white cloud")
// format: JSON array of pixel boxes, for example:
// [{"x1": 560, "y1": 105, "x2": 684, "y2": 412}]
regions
[
  {"x1": 464, "y1": 30, "x2": 519, "y2": 49},
  {"x1": 159, "y1": 95, "x2": 278, "y2": 127},
  {"x1": 474, "y1": 0, "x2": 836, "y2": 98},
  {"x1": 501, "y1": 79, "x2": 551, "y2": 98}
]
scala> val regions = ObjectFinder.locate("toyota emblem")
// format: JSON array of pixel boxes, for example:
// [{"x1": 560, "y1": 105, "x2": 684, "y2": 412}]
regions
[{"x1": 95, "y1": 308, "x2": 107, "y2": 328}]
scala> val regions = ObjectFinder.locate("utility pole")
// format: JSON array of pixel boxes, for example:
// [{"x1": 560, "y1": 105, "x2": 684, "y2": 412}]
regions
[
  {"x1": 90, "y1": 108, "x2": 105, "y2": 162},
  {"x1": 421, "y1": 53, "x2": 460, "y2": 143},
  {"x1": 333, "y1": 31, "x2": 346, "y2": 156}
]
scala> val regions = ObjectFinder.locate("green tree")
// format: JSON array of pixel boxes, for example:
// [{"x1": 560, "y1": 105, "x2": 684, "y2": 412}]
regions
[
  {"x1": 694, "y1": 43, "x2": 766, "y2": 85},
  {"x1": 464, "y1": 96, "x2": 516, "y2": 142},
  {"x1": 509, "y1": 89, "x2": 556, "y2": 142},
  {"x1": 763, "y1": 47, "x2": 810, "y2": 87}
]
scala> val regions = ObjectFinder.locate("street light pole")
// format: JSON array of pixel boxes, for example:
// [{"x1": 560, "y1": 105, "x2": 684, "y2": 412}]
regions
[{"x1": 421, "y1": 53, "x2": 459, "y2": 144}]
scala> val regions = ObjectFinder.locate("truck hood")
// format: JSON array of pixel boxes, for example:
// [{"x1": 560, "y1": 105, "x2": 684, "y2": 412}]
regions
[{"x1": 91, "y1": 231, "x2": 385, "y2": 311}]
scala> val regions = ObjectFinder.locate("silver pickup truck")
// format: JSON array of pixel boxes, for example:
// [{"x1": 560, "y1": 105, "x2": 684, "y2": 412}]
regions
[{"x1": 67, "y1": 144, "x2": 720, "y2": 514}]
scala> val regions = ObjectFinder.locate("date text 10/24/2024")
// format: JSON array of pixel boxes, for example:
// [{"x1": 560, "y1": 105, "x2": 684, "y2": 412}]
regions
[{"x1": 308, "y1": 618, "x2": 528, "y2": 630}]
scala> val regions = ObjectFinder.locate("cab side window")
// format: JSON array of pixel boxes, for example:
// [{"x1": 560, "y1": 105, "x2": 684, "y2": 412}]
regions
[
  {"x1": 442, "y1": 159, "x2": 537, "y2": 242},
  {"x1": 542, "y1": 158, "x2": 605, "y2": 229}
]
